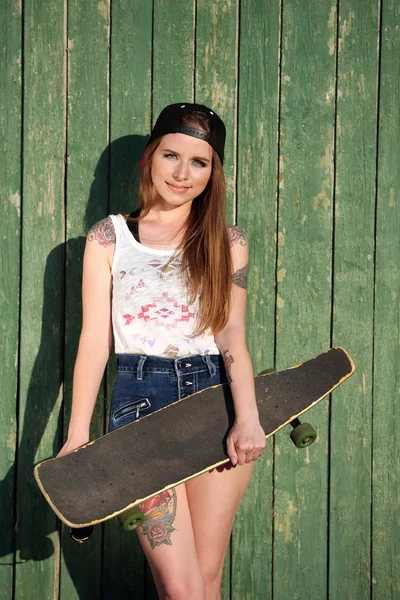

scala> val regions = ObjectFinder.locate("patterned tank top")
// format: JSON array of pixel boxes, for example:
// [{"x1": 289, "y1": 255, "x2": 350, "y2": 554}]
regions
[{"x1": 110, "y1": 214, "x2": 220, "y2": 357}]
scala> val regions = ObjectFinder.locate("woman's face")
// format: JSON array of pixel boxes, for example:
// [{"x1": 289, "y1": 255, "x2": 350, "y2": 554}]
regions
[{"x1": 150, "y1": 133, "x2": 213, "y2": 209}]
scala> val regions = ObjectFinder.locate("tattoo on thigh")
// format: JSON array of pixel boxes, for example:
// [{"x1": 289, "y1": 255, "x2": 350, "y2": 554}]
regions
[
  {"x1": 232, "y1": 264, "x2": 248, "y2": 289},
  {"x1": 87, "y1": 216, "x2": 116, "y2": 247},
  {"x1": 223, "y1": 349, "x2": 234, "y2": 383},
  {"x1": 138, "y1": 489, "x2": 177, "y2": 549}
]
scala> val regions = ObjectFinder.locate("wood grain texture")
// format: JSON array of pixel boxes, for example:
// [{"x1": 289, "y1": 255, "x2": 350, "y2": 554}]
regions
[
  {"x1": 232, "y1": 0, "x2": 280, "y2": 597},
  {"x1": 196, "y1": 0, "x2": 238, "y2": 218},
  {"x1": 372, "y1": 0, "x2": 400, "y2": 596},
  {"x1": 147, "y1": 3, "x2": 195, "y2": 596},
  {"x1": 274, "y1": 1, "x2": 336, "y2": 598},
  {"x1": 152, "y1": 0, "x2": 195, "y2": 117},
  {"x1": 105, "y1": 1, "x2": 153, "y2": 598},
  {"x1": 15, "y1": 0, "x2": 65, "y2": 598},
  {"x1": 108, "y1": 0, "x2": 152, "y2": 216},
  {"x1": 59, "y1": 1, "x2": 111, "y2": 598},
  {"x1": 0, "y1": 1, "x2": 21, "y2": 597},
  {"x1": 330, "y1": 1, "x2": 378, "y2": 597},
  {"x1": 195, "y1": 2, "x2": 239, "y2": 595}
]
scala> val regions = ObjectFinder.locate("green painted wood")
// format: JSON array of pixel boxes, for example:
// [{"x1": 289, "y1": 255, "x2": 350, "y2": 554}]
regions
[
  {"x1": 196, "y1": 0, "x2": 238, "y2": 219},
  {"x1": 0, "y1": 1, "x2": 21, "y2": 597},
  {"x1": 372, "y1": 0, "x2": 400, "y2": 596},
  {"x1": 232, "y1": 0, "x2": 280, "y2": 597},
  {"x1": 274, "y1": 1, "x2": 335, "y2": 598},
  {"x1": 330, "y1": 1, "x2": 378, "y2": 597},
  {"x1": 152, "y1": 0, "x2": 195, "y2": 118},
  {"x1": 14, "y1": 0, "x2": 65, "y2": 598},
  {"x1": 59, "y1": 1, "x2": 110, "y2": 599},
  {"x1": 108, "y1": 0, "x2": 152, "y2": 216},
  {"x1": 103, "y1": 1, "x2": 153, "y2": 598},
  {"x1": 195, "y1": 1, "x2": 239, "y2": 595},
  {"x1": 147, "y1": 3, "x2": 195, "y2": 596},
  {"x1": 0, "y1": 3, "x2": 398, "y2": 598}
]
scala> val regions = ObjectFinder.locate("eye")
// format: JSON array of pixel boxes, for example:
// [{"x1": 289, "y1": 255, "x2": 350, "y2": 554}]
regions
[
  {"x1": 162, "y1": 152, "x2": 177, "y2": 160},
  {"x1": 193, "y1": 159, "x2": 207, "y2": 168}
]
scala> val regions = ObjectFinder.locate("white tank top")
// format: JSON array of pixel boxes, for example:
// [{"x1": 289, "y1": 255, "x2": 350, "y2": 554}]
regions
[{"x1": 110, "y1": 214, "x2": 220, "y2": 357}]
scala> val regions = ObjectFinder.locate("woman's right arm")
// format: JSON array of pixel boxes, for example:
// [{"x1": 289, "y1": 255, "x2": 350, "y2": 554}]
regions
[{"x1": 58, "y1": 224, "x2": 114, "y2": 456}]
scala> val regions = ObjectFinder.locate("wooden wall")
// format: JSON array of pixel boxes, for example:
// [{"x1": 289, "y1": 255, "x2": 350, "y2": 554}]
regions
[{"x1": 1, "y1": 0, "x2": 399, "y2": 598}]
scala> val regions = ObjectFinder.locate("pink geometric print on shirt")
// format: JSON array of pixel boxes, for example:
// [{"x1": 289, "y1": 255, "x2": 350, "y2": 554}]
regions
[
  {"x1": 123, "y1": 314, "x2": 135, "y2": 325},
  {"x1": 137, "y1": 292, "x2": 195, "y2": 329},
  {"x1": 125, "y1": 279, "x2": 146, "y2": 301}
]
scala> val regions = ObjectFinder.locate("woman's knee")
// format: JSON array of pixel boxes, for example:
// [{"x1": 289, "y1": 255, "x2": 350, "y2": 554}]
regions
[
  {"x1": 160, "y1": 574, "x2": 206, "y2": 600},
  {"x1": 201, "y1": 559, "x2": 224, "y2": 594}
]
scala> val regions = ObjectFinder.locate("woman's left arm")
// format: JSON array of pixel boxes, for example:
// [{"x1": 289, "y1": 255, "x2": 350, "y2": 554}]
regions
[{"x1": 214, "y1": 229, "x2": 266, "y2": 466}]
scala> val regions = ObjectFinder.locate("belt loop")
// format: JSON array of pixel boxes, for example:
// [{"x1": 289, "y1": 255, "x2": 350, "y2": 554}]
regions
[
  {"x1": 137, "y1": 355, "x2": 147, "y2": 380},
  {"x1": 203, "y1": 354, "x2": 217, "y2": 377}
]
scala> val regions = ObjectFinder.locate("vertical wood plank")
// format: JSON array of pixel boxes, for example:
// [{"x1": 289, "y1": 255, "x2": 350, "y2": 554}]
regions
[
  {"x1": 146, "y1": 3, "x2": 195, "y2": 595},
  {"x1": 108, "y1": 0, "x2": 152, "y2": 216},
  {"x1": 195, "y1": 0, "x2": 238, "y2": 218},
  {"x1": 15, "y1": 0, "x2": 65, "y2": 598},
  {"x1": 103, "y1": 1, "x2": 152, "y2": 598},
  {"x1": 0, "y1": 1, "x2": 21, "y2": 597},
  {"x1": 195, "y1": 2, "x2": 238, "y2": 595},
  {"x1": 232, "y1": 0, "x2": 280, "y2": 597},
  {"x1": 372, "y1": 0, "x2": 400, "y2": 596},
  {"x1": 274, "y1": 1, "x2": 335, "y2": 597},
  {"x1": 152, "y1": 0, "x2": 195, "y2": 117},
  {"x1": 59, "y1": 1, "x2": 110, "y2": 599},
  {"x1": 330, "y1": 1, "x2": 379, "y2": 597}
]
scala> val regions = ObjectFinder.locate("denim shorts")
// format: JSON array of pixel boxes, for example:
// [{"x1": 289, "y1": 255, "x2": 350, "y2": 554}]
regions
[{"x1": 108, "y1": 353, "x2": 228, "y2": 433}]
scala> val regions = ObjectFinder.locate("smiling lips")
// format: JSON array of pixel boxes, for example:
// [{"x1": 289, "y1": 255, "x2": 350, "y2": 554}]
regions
[{"x1": 167, "y1": 182, "x2": 191, "y2": 193}]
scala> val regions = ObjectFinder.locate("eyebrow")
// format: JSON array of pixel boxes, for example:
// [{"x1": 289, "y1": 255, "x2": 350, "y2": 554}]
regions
[{"x1": 161, "y1": 148, "x2": 211, "y2": 164}]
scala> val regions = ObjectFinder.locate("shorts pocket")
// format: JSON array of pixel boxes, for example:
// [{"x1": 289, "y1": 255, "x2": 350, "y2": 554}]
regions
[{"x1": 112, "y1": 397, "x2": 151, "y2": 422}]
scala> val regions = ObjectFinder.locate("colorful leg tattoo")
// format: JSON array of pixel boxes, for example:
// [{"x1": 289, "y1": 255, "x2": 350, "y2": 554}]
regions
[{"x1": 138, "y1": 488, "x2": 177, "y2": 549}]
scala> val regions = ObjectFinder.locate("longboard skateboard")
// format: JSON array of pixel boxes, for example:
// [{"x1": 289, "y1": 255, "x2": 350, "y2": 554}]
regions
[{"x1": 34, "y1": 347, "x2": 355, "y2": 541}]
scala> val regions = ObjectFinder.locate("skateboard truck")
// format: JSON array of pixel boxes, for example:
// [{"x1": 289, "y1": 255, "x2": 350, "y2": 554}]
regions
[
  {"x1": 258, "y1": 369, "x2": 317, "y2": 449},
  {"x1": 70, "y1": 526, "x2": 94, "y2": 544}
]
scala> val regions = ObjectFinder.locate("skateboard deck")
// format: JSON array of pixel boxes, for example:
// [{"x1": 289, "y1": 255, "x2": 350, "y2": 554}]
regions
[{"x1": 34, "y1": 347, "x2": 355, "y2": 529}]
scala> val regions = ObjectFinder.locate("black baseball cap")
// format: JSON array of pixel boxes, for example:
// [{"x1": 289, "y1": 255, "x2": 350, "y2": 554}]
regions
[{"x1": 146, "y1": 103, "x2": 226, "y2": 164}]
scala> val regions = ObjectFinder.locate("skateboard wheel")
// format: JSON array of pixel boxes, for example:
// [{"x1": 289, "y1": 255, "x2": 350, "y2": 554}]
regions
[
  {"x1": 290, "y1": 423, "x2": 317, "y2": 449},
  {"x1": 70, "y1": 526, "x2": 94, "y2": 544},
  {"x1": 118, "y1": 508, "x2": 145, "y2": 531}
]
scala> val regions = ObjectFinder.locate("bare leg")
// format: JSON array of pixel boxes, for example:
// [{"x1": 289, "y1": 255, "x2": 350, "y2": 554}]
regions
[
  {"x1": 186, "y1": 463, "x2": 254, "y2": 599},
  {"x1": 136, "y1": 483, "x2": 206, "y2": 600}
]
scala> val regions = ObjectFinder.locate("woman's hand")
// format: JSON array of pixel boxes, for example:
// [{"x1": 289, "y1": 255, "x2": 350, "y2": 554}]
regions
[
  {"x1": 226, "y1": 416, "x2": 266, "y2": 466},
  {"x1": 57, "y1": 433, "x2": 89, "y2": 458}
]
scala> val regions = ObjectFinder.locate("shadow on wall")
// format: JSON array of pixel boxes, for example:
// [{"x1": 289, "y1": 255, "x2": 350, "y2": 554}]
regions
[{"x1": 0, "y1": 135, "x2": 151, "y2": 599}]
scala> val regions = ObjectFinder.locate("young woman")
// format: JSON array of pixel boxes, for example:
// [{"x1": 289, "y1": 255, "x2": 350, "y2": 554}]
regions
[{"x1": 59, "y1": 103, "x2": 266, "y2": 599}]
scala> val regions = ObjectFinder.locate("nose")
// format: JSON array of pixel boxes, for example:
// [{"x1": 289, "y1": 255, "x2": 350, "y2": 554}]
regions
[{"x1": 173, "y1": 161, "x2": 189, "y2": 182}]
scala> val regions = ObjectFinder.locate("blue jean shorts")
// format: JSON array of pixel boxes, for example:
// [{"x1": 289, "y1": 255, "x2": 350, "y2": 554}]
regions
[{"x1": 108, "y1": 353, "x2": 228, "y2": 433}]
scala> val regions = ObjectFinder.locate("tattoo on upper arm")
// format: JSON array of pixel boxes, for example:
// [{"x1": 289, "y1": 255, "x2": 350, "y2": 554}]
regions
[
  {"x1": 138, "y1": 489, "x2": 177, "y2": 549},
  {"x1": 87, "y1": 217, "x2": 116, "y2": 247},
  {"x1": 232, "y1": 263, "x2": 248, "y2": 289},
  {"x1": 223, "y1": 349, "x2": 234, "y2": 383},
  {"x1": 227, "y1": 226, "x2": 247, "y2": 247}
]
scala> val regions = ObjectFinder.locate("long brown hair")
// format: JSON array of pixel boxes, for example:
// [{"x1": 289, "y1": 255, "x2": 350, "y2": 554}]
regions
[{"x1": 129, "y1": 111, "x2": 232, "y2": 336}]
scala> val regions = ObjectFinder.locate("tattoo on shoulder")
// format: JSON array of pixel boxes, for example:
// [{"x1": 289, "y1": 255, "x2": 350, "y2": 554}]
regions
[
  {"x1": 87, "y1": 217, "x2": 116, "y2": 247},
  {"x1": 232, "y1": 263, "x2": 248, "y2": 289},
  {"x1": 227, "y1": 226, "x2": 247, "y2": 247},
  {"x1": 138, "y1": 489, "x2": 177, "y2": 549},
  {"x1": 223, "y1": 349, "x2": 234, "y2": 384}
]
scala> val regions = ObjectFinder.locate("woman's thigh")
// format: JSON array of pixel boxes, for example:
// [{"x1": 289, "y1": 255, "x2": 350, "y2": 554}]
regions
[
  {"x1": 186, "y1": 463, "x2": 254, "y2": 586},
  {"x1": 136, "y1": 483, "x2": 206, "y2": 599}
]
